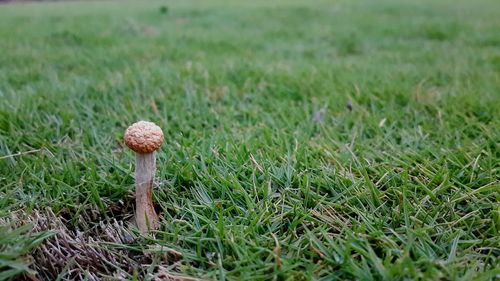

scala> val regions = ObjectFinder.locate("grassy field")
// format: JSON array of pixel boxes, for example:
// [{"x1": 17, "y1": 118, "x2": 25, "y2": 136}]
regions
[{"x1": 0, "y1": 0, "x2": 499, "y2": 280}]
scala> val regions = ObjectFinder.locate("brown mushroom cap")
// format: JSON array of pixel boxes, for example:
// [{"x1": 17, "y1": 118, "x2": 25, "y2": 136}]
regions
[{"x1": 124, "y1": 121, "x2": 164, "y2": 154}]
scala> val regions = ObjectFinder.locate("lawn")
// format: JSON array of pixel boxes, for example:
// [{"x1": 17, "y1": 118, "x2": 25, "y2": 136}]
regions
[{"x1": 0, "y1": 0, "x2": 499, "y2": 280}]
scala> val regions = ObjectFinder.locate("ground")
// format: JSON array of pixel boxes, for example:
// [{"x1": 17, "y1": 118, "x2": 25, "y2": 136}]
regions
[{"x1": 0, "y1": 0, "x2": 499, "y2": 280}]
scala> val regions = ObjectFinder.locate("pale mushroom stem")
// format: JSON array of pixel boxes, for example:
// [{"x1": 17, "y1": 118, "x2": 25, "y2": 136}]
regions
[{"x1": 135, "y1": 152, "x2": 159, "y2": 233}]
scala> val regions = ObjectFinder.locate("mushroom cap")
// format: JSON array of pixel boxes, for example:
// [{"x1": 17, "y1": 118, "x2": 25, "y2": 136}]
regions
[{"x1": 124, "y1": 121, "x2": 164, "y2": 154}]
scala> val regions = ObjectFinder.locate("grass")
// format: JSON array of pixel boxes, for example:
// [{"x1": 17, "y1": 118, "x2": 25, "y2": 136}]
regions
[{"x1": 0, "y1": 0, "x2": 499, "y2": 279}]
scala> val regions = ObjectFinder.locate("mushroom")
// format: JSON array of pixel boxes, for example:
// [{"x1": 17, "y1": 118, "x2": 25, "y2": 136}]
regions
[{"x1": 124, "y1": 121, "x2": 164, "y2": 233}]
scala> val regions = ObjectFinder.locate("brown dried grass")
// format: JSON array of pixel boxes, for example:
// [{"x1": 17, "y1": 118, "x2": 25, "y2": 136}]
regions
[{"x1": 1, "y1": 207, "x2": 202, "y2": 281}]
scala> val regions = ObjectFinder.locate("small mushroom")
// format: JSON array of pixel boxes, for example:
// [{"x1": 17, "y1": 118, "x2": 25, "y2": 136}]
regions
[{"x1": 124, "y1": 121, "x2": 164, "y2": 233}]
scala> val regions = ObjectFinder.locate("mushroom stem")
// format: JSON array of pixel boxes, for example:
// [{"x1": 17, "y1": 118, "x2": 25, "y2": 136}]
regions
[{"x1": 135, "y1": 152, "x2": 159, "y2": 233}]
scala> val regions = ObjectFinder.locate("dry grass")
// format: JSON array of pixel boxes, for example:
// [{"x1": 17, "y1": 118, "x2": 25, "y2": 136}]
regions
[{"x1": 1, "y1": 208, "x2": 200, "y2": 281}]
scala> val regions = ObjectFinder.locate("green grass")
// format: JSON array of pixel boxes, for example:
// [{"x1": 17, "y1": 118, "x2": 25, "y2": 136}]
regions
[{"x1": 0, "y1": 0, "x2": 499, "y2": 280}]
